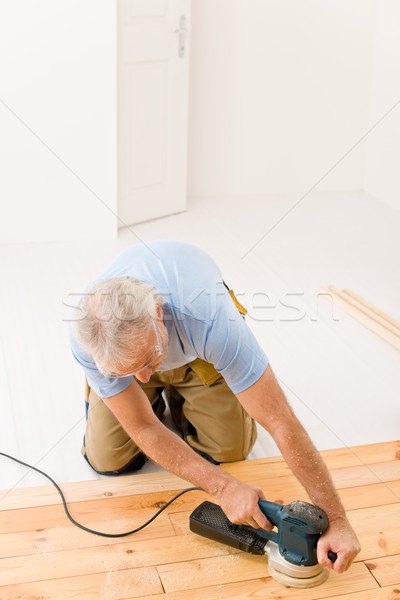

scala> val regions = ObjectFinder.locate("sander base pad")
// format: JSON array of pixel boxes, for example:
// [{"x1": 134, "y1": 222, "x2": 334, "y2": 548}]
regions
[{"x1": 268, "y1": 564, "x2": 330, "y2": 588}]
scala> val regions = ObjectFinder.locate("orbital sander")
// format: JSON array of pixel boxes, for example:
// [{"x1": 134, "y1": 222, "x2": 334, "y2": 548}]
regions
[{"x1": 189, "y1": 499, "x2": 337, "y2": 588}]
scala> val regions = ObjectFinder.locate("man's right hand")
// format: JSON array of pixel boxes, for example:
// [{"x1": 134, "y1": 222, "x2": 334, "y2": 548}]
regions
[{"x1": 214, "y1": 479, "x2": 273, "y2": 531}]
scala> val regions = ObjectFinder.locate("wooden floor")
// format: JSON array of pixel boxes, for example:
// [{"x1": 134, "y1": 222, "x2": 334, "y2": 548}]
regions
[{"x1": 1, "y1": 440, "x2": 400, "y2": 599}]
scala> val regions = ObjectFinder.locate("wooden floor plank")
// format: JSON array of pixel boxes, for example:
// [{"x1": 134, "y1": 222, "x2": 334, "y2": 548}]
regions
[
  {"x1": 365, "y1": 554, "x2": 400, "y2": 587},
  {"x1": 158, "y1": 552, "x2": 268, "y2": 592},
  {"x1": 0, "y1": 492, "x2": 198, "y2": 534},
  {"x1": 132, "y1": 587, "x2": 400, "y2": 600},
  {"x1": 151, "y1": 563, "x2": 376, "y2": 599},
  {"x1": 0, "y1": 470, "x2": 192, "y2": 511},
  {"x1": 320, "y1": 441, "x2": 400, "y2": 467},
  {"x1": 0, "y1": 564, "x2": 382, "y2": 600},
  {"x1": 0, "y1": 479, "x2": 396, "y2": 554},
  {"x1": 170, "y1": 501, "x2": 400, "y2": 564},
  {"x1": 0, "y1": 511, "x2": 176, "y2": 557},
  {"x1": 1, "y1": 477, "x2": 397, "y2": 542},
  {"x1": 0, "y1": 458, "x2": 398, "y2": 526},
  {"x1": 348, "y1": 503, "x2": 400, "y2": 561},
  {"x1": 338, "y1": 482, "x2": 399, "y2": 511},
  {"x1": 0, "y1": 443, "x2": 398, "y2": 599},
  {"x1": 1, "y1": 440, "x2": 398, "y2": 511},
  {"x1": 0, "y1": 535, "x2": 240, "y2": 586},
  {"x1": 387, "y1": 480, "x2": 400, "y2": 499},
  {"x1": 214, "y1": 477, "x2": 398, "y2": 511},
  {"x1": 2, "y1": 459, "x2": 398, "y2": 540},
  {"x1": 0, "y1": 482, "x2": 396, "y2": 558},
  {"x1": 223, "y1": 458, "x2": 400, "y2": 489},
  {"x1": 330, "y1": 461, "x2": 400, "y2": 489},
  {"x1": 321, "y1": 590, "x2": 400, "y2": 600},
  {"x1": 0, "y1": 566, "x2": 163, "y2": 600}
]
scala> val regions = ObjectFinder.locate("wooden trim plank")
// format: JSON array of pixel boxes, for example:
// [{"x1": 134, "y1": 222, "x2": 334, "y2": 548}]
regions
[
  {"x1": 343, "y1": 289, "x2": 400, "y2": 332},
  {"x1": 319, "y1": 287, "x2": 400, "y2": 350},
  {"x1": 329, "y1": 286, "x2": 400, "y2": 339}
]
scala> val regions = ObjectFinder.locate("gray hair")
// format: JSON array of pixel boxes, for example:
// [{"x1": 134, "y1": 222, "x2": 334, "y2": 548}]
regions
[{"x1": 72, "y1": 276, "x2": 165, "y2": 373}]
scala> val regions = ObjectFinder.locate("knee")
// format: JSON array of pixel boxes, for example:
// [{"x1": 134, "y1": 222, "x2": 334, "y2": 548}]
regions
[
  {"x1": 209, "y1": 444, "x2": 254, "y2": 463},
  {"x1": 82, "y1": 443, "x2": 146, "y2": 475}
]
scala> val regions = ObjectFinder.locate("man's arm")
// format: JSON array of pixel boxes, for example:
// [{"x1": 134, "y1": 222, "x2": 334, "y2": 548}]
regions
[
  {"x1": 101, "y1": 379, "x2": 274, "y2": 531},
  {"x1": 236, "y1": 364, "x2": 361, "y2": 573}
]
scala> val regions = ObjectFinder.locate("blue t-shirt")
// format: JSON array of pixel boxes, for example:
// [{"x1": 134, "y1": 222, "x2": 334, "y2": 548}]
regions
[{"x1": 69, "y1": 240, "x2": 268, "y2": 397}]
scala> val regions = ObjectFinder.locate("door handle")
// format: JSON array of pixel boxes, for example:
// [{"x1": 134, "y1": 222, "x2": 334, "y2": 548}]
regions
[{"x1": 174, "y1": 15, "x2": 188, "y2": 58}]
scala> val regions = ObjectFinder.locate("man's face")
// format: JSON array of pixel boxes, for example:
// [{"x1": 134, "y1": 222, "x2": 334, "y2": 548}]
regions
[
  {"x1": 99, "y1": 304, "x2": 168, "y2": 383},
  {"x1": 130, "y1": 318, "x2": 168, "y2": 383}
]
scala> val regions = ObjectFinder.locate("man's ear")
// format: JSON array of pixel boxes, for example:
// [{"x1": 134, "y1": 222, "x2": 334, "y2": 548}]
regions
[{"x1": 156, "y1": 303, "x2": 163, "y2": 319}]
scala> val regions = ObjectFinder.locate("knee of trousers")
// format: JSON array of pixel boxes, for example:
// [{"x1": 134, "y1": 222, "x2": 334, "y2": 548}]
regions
[
  {"x1": 185, "y1": 416, "x2": 258, "y2": 463},
  {"x1": 82, "y1": 438, "x2": 143, "y2": 474}
]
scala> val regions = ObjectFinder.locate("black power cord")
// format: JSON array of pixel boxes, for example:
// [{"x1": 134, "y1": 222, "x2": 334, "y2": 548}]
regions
[{"x1": 0, "y1": 451, "x2": 202, "y2": 538}]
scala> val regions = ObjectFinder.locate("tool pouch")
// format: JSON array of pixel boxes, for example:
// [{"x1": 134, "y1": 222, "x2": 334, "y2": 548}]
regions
[{"x1": 227, "y1": 288, "x2": 247, "y2": 317}]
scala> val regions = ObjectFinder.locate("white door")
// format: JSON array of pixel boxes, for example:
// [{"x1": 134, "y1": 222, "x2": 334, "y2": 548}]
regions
[{"x1": 118, "y1": 0, "x2": 191, "y2": 226}]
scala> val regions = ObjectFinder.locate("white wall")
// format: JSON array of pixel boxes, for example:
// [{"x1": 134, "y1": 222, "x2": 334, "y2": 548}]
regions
[
  {"x1": 364, "y1": 0, "x2": 400, "y2": 212},
  {"x1": 0, "y1": 1, "x2": 117, "y2": 244},
  {"x1": 2, "y1": 1, "x2": 396, "y2": 243},
  {"x1": 188, "y1": 0, "x2": 377, "y2": 198}
]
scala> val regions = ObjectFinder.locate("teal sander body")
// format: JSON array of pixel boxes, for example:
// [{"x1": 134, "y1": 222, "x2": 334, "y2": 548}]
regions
[{"x1": 189, "y1": 499, "x2": 337, "y2": 588}]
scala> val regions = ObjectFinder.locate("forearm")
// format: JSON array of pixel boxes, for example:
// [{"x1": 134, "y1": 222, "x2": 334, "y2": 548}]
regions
[
  {"x1": 275, "y1": 417, "x2": 363, "y2": 572},
  {"x1": 237, "y1": 366, "x2": 346, "y2": 522},
  {"x1": 271, "y1": 414, "x2": 346, "y2": 522},
  {"x1": 237, "y1": 366, "x2": 361, "y2": 569},
  {"x1": 102, "y1": 382, "x2": 235, "y2": 496}
]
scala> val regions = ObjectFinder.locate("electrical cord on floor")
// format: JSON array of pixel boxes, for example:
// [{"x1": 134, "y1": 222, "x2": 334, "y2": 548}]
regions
[{"x1": 0, "y1": 451, "x2": 203, "y2": 538}]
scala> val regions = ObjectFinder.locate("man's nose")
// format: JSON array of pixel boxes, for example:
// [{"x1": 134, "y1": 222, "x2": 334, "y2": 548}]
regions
[{"x1": 135, "y1": 368, "x2": 153, "y2": 383}]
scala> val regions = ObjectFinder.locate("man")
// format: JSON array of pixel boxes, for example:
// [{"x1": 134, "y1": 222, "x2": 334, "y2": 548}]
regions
[{"x1": 70, "y1": 239, "x2": 360, "y2": 573}]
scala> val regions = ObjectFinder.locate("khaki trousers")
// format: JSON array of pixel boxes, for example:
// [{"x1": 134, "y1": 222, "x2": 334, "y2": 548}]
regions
[{"x1": 83, "y1": 364, "x2": 257, "y2": 473}]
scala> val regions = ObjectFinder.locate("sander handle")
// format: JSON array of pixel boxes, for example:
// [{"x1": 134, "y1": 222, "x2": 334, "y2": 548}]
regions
[
  {"x1": 257, "y1": 499, "x2": 282, "y2": 527},
  {"x1": 328, "y1": 551, "x2": 338, "y2": 563}
]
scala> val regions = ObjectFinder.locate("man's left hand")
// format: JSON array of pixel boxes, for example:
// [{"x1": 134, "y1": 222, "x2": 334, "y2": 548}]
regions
[{"x1": 317, "y1": 517, "x2": 361, "y2": 573}]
